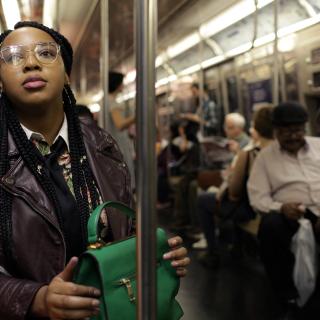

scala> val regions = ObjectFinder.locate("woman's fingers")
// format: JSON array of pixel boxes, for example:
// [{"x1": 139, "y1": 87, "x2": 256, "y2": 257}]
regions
[
  {"x1": 50, "y1": 280, "x2": 100, "y2": 298},
  {"x1": 167, "y1": 236, "x2": 183, "y2": 248},
  {"x1": 51, "y1": 294, "x2": 100, "y2": 310},
  {"x1": 171, "y1": 257, "x2": 190, "y2": 268}
]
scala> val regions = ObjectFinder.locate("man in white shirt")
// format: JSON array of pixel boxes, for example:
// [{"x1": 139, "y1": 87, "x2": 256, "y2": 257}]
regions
[{"x1": 248, "y1": 102, "x2": 320, "y2": 315}]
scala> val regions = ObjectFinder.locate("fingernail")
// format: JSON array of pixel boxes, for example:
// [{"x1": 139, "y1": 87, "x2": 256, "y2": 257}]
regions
[
  {"x1": 171, "y1": 261, "x2": 178, "y2": 267},
  {"x1": 94, "y1": 289, "x2": 101, "y2": 296},
  {"x1": 94, "y1": 308, "x2": 100, "y2": 315},
  {"x1": 92, "y1": 299, "x2": 100, "y2": 307},
  {"x1": 163, "y1": 253, "x2": 170, "y2": 259}
]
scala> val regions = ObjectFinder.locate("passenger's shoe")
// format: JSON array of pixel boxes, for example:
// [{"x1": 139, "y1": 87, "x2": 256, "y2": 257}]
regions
[
  {"x1": 197, "y1": 251, "x2": 220, "y2": 269},
  {"x1": 192, "y1": 236, "x2": 207, "y2": 249}
]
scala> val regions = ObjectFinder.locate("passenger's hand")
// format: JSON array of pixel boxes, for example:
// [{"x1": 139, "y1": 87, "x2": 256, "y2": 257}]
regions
[
  {"x1": 227, "y1": 140, "x2": 240, "y2": 154},
  {"x1": 163, "y1": 236, "x2": 190, "y2": 277},
  {"x1": 281, "y1": 203, "x2": 304, "y2": 220},
  {"x1": 45, "y1": 257, "x2": 101, "y2": 319}
]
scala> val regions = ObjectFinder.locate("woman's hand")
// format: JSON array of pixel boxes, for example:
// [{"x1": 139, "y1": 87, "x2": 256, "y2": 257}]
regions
[
  {"x1": 163, "y1": 236, "x2": 190, "y2": 277},
  {"x1": 31, "y1": 257, "x2": 101, "y2": 319}
]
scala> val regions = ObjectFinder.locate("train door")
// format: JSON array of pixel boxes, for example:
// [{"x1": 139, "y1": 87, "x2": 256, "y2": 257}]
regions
[
  {"x1": 294, "y1": 24, "x2": 320, "y2": 136},
  {"x1": 237, "y1": 53, "x2": 273, "y2": 122}
]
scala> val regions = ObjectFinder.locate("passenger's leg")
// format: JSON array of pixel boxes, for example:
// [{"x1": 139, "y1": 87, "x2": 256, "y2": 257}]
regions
[
  {"x1": 197, "y1": 192, "x2": 217, "y2": 254},
  {"x1": 187, "y1": 179, "x2": 199, "y2": 229},
  {"x1": 169, "y1": 176, "x2": 190, "y2": 227},
  {"x1": 258, "y1": 213, "x2": 299, "y2": 301}
]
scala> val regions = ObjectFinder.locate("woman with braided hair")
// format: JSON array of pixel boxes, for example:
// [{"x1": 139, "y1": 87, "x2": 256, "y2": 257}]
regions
[{"x1": 0, "y1": 21, "x2": 189, "y2": 319}]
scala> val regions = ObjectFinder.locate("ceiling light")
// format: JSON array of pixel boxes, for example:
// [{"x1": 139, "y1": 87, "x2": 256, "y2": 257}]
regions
[
  {"x1": 89, "y1": 103, "x2": 101, "y2": 113},
  {"x1": 167, "y1": 33, "x2": 201, "y2": 59},
  {"x1": 124, "y1": 70, "x2": 137, "y2": 85},
  {"x1": 201, "y1": 55, "x2": 225, "y2": 69},
  {"x1": 199, "y1": 0, "x2": 274, "y2": 39},
  {"x1": 2, "y1": 0, "x2": 21, "y2": 29},
  {"x1": 155, "y1": 75, "x2": 177, "y2": 88},
  {"x1": 254, "y1": 33, "x2": 276, "y2": 47},
  {"x1": 91, "y1": 90, "x2": 104, "y2": 102},
  {"x1": 179, "y1": 64, "x2": 201, "y2": 77},
  {"x1": 226, "y1": 42, "x2": 253, "y2": 57},
  {"x1": 277, "y1": 14, "x2": 320, "y2": 38},
  {"x1": 278, "y1": 34, "x2": 297, "y2": 52}
]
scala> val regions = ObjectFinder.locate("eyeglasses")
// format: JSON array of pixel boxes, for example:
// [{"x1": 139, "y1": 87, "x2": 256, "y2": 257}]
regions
[
  {"x1": 277, "y1": 126, "x2": 306, "y2": 138},
  {"x1": 0, "y1": 42, "x2": 60, "y2": 67}
]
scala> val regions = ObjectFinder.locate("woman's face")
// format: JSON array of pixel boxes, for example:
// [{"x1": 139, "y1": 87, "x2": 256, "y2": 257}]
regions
[{"x1": 0, "y1": 27, "x2": 66, "y2": 109}]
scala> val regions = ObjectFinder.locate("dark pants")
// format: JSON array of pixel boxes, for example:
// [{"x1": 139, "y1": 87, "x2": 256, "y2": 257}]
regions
[
  {"x1": 197, "y1": 192, "x2": 217, "y2": 253},
  {"x1": 258, "y1": 211, "x2": 318, "y2": 301}
]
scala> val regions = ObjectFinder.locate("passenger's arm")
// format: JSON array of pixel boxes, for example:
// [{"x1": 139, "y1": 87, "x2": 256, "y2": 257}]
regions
[
  {"x1": 247, "y1": 154, "x2": 282, "y2": 214},
  {"x1": 110, "y1": 108, "x2": 135, "y2": 131},
  {"x1": 0, "y1": 270, "x2": 46, "y2": 319},
  {"x1": 228, "y1": 150, "x2": 248, "y2": 201}
]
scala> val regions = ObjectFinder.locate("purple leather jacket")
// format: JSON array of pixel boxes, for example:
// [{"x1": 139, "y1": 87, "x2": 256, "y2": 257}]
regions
[{"x1": 0, "y1": 117, "x2": 132, "y2": 319}]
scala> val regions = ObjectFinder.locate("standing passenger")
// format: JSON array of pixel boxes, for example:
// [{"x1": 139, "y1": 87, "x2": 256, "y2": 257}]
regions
[
  {"x1": 0, "y1": 21, "x2": 189, "y2": 319},
  {"x1": 180, "y1": 83, "x2": 222, "y2": 137},
  {"x1": 107, "y1": 71, "x2": 136, "y2": 188}
]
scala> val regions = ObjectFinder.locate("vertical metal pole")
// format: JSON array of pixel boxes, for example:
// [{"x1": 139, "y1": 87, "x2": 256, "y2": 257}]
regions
[
  {"x1": 135, "y1": 0, "x2": 157, "y2": 319},
  {"x1": 198, "y1": 37, "x2": 205, "y2": 137},
  {"x1": 100, "y1": 0, "x2": 109, "y2": 129},
  {"x1": 273, "y1": 0, "x2": 279, "y2": 105}
]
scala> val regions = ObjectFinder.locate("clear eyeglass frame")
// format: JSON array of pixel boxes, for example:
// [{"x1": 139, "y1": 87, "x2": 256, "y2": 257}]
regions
[{"x1": 0, "y1": 42, "x2": 61, "y2": 67}]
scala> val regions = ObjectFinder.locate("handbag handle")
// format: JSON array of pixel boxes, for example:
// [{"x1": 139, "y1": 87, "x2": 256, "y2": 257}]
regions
[{"x1": 87, "y1": 201, "x2": 135, "y2": 245}]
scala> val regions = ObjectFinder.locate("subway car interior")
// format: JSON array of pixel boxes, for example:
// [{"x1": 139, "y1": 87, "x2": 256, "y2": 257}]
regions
[{"x1": 1, "y1": 0, "x2": 320, "y2": 319}]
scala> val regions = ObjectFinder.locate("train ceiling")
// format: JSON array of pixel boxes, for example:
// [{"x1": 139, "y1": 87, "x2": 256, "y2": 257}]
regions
[{"x1": 1, "y1": 0, "x2": 320, "y2": 101}]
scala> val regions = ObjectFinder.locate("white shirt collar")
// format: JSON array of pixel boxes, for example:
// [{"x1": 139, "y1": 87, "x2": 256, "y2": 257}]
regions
[{"x1": 20, "y1": 114, "x2": 70, "y2": 150}]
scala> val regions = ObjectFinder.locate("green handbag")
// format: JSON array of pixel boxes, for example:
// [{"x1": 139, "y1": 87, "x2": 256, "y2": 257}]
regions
[{"x1": 73, "y1": 201, "x2": 184, "y2": 320}]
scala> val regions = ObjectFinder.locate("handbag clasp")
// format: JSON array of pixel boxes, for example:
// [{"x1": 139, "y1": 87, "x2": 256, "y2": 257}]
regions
[
  {"x1": 119, "y1": 278, "x2": 136, "y2": 302},
  {"x1": 87, "y1": 238, "x2": 106, "y2": 249}
]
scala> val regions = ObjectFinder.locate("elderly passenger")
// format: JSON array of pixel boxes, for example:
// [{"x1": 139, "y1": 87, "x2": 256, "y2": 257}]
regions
[
  {"x1": 194, "y1": 113, "x2": 250, "y2": 267},
  {"x1": 248, "y1": 102, "x2": 320, "y2": 316},
  {"x1": 224, "y1": 112, "x2": 250, "y2": 153}
]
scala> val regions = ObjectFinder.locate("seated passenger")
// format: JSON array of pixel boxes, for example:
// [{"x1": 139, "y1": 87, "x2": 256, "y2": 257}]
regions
[
  {"x1": 224, "y1": 112, "x2": 250, "y2": 153},
  {"x1": 248, "y1": 102, "x2": 320, "y2": 317},
  {"x1": 227, "y1": 106, "x2": 274, "y2": 222},
  {"x1": 169, "y1": 120, "x2": 200, "y2": 230},
  {"x1": 194, "y1": 113, "x2": 250, "y2": 266}
]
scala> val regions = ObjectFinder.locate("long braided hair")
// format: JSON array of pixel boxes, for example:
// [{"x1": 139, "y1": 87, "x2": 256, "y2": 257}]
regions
[{"x1": 0, "y1": 21, "x2": 100, "y2": 270}]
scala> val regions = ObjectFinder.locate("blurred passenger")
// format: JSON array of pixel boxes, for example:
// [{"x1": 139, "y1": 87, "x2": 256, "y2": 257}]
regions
[
  {"x1": 194, "y1": 113, "x2": 250, "y2": 266},
  {"x1": 228, "y1": 106, "x2": 274, "y2": 202},
  {"x1": 180, "y1": 83, "x2": 221, "y2": 136},
  {"x1": 248, "y1": 102, "x2": 320, "y2": 317},
  {"x1": 169, "y1": 120, "x2": 200, "y2": 230},
  {"x1": 107, "y1": 71, "x2": 135, "y2": 188},
  {"x1": 224, "y1": 112, "x2": 250, "y2": 154},
  {"x1": 156, "y1": 123, "x2": 181, "y2": 206}
]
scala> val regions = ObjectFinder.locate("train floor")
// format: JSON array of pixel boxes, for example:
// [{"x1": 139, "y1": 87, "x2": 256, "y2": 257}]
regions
[{"x1": 158, "y1": 208, "x2": 320, "y2": 320}]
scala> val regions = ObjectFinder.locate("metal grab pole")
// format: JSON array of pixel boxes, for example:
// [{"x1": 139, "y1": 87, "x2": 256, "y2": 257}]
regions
[
  {"x1": 135, "y1": 0, "x2": 158, "y2": 319},
  {"x1": 100, "y1": 0, "x2": 109, "y2": 130},
  {"x1": 273, "y1": 0, "x2": 279, "y2": 105}
]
